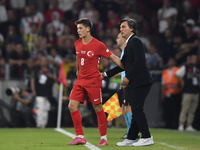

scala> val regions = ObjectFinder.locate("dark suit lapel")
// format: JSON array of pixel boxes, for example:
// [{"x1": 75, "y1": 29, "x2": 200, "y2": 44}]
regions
[{"x1": 123, "y1": 34, "x2": 135, "y2": 61}]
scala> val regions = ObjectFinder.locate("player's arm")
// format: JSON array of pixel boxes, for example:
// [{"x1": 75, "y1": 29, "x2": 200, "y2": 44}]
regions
[
  {"x1": 102, "y1": 54, "x2": 124, "y2": 78},
  {"x1": 76, "y1": 56, "x2": 79, "y2": 76},
  {"x1": 108, "y1": 53, "x2": 124, "y2": 70}
]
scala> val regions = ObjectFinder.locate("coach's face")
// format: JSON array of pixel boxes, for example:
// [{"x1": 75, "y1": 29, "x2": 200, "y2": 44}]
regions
[
  {"x1": 77, "y1": 24, "x2": 90, "y2": 38},
  {"x1": 120, "y1": 21, "x2": 133, "y2": 39}
]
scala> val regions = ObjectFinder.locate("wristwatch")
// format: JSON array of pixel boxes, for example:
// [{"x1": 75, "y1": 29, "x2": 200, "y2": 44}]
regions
[{"x1": 103, "y1": 72, "x2": 108, "y2": 77}]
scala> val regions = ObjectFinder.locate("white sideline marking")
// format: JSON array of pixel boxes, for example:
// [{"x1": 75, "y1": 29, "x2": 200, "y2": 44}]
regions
[
  {"x1": 55, "y1": 128, "x2": 101, "y2": 150},
  {"x1": 156, "y1": 142, "x2": 187, "y2": 150}
]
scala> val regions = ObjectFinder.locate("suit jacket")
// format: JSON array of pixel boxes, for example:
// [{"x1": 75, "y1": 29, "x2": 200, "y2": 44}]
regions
[{"x1": 106, "y1": 34, "x2": 153, "y2": 88}]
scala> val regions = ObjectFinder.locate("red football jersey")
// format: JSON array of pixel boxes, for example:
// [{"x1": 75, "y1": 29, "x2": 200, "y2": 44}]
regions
[{"x1": 75, "y1": 37, "x2": 112, "y2": 87}]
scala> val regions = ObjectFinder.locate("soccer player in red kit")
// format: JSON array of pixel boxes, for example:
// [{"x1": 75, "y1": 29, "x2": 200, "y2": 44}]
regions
[{"x1": 67, "y1": 18, "x2": 124, "y2": 146}]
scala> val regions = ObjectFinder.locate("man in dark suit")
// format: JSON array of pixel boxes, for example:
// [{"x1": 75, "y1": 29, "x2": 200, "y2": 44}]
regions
[{"x1": 102, "y1": 18, "x2": 154, "y2": 146}]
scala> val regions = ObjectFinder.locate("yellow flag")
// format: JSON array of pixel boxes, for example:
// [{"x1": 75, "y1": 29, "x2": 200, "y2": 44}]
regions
[{"x1": 103, "y1": 93, "x2": 122, "y2": 121}]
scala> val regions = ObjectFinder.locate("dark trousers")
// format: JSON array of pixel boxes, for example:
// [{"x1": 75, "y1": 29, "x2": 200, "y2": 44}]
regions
[
  {"x1": 127, "y1": 83, "x2": 152, "y2": 140},
  {"x1": 163, "y1": 93, "x2": 181, "y2": 129}
]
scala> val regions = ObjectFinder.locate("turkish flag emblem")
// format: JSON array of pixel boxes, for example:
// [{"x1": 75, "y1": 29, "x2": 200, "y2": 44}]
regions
[{"x1": 87, "y1": 51, "x2": 94, "y2": 57}]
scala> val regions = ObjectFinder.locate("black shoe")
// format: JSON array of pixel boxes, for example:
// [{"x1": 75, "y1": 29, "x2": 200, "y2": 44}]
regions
[{"x1": 121, "y1": 134, "x2": 128, "y2": 139}]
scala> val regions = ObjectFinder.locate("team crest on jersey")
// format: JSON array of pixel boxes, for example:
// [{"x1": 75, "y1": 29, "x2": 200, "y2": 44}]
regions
[
  {"x1": 106, "y1": 49, "x2": 109, "y2": 53},
  {"x1": 87, "y1": 51, "x2": 94, "y2": 57}
]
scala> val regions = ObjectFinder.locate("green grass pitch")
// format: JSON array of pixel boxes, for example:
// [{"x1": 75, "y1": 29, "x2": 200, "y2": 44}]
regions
[{"x1": 0, "y1": 128, "x2": 200, "y2": 150}]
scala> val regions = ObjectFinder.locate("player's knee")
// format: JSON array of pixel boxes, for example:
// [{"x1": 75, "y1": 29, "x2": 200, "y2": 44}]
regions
[
  {"x1": 93, "y1": 104, "x2": 103, "y2": 112},
  {"x1": 68, "y1": 103, "x2": 77, "y2": 112}
]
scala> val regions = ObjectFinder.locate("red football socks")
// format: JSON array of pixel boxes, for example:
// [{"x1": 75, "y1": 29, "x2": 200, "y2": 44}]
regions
[
  {"x1": 71, "y1": 110, "x2": 84, "y2": 136},
  {"x1": 96, "y1": 109, "x2": 107, "y2": 136}
]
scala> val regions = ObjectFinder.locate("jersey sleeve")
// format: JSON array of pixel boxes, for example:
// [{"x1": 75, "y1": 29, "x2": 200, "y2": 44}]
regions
[{"x1": 98, "y1": 42, "x2": 112, "y2": 58}]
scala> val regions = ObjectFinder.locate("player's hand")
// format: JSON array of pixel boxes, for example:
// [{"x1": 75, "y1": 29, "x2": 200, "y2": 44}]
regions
[
  {"x1": 121, "y1": 77, "x2": 129, "y2": 89},
  {"x1": 76, "y1": 70, "x2": 79, "y2": 76},
  {"x1": 100, "y1": 73, "x2": 105, "y2": 79}
]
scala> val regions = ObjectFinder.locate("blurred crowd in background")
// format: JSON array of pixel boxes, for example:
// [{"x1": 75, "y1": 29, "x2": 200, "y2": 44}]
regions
[{"x1": 0, "y1": 0, "x2": 200, "y2": 129}]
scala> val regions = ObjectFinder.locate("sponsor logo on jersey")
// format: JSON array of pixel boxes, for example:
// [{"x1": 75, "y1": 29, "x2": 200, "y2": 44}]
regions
[
  {"x1": 81, "y1": 50, "x2": 86, "y2": 54},
  {"x1": 76, "y1": 52, "x2": 79, "y2": 54},
  {"x1": 106, "y1": 49, "x2": 109, "y2": 53},
  {"x1": 87, "y1": 51, "x2": 94, "y2": 57}
]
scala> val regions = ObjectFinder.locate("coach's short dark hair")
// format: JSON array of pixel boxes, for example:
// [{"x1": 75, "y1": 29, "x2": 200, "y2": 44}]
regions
[
  {"x1": 120, "y1": 18, "x2": 137, "y2": 34},
  {"x1": 75, "y1": 18, "x2": 93, "y2": 33}
]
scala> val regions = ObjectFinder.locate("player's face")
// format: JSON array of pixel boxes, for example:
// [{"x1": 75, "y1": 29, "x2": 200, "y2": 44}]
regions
[
  {"x1": 120, "y1": 21, "x2": 133, "y2": 39},
  {"x1": 77, "y1": 24, "x2": 90, "y2": 38},
  {"x1": 116, "y1": 33, "x2": 126, "y2": 47}
]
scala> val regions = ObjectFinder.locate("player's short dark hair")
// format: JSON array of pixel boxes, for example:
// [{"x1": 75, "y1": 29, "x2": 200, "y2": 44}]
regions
[
  {"x1": 75, "y1": 18, "x2": 93, "y2": 33},
  {"x1": 120, "y1": 18, "x2": 137, "y2": 34}
]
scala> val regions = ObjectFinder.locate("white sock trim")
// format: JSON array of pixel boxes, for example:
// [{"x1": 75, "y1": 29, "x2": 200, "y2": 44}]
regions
[
  {"x1": 77, "y1": 135, "x2": 84, "y2": 138},
  {"x1": 101, "y1": 135, "x2": 107, "y2": 141}
]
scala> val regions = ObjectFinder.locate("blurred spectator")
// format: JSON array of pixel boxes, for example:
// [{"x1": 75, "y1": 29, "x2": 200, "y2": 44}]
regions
[
  {"x1": 24, "y1": 23, "x2": 42, "y2": 53},
  {"x1": 172, "y1": 35, "x2": 183, "y2": 64},
  {"x1": 0, "y1": 54, "x2": 5, "y2": 79},
  {"x1": 58, "y1": 24, "x2": 76, "y2": 49},
  {"x1": 44, "y1": 0, "x2": 65, "y2": 23},
  {"x1": 99, "y1": 57, "x2": 110, "y2": 72},
  {"x1": 10, "y1": 0, "x2": 25, "y2": 10},
  {"x1": 23, "y1": 58, "x2": 35, "y2": 92},
  {"x1": 47, "y1": 11, "x2": 64, "y2": 36},
  {"x1": 157, "y1": 0, "x2": 178, "y2": 34},
  {"x1": 0, "y1": 33, "x2": 4, "y2": 50},
  {"x1": 34, "y1": 50, "x2": 46, "y2": 66},
  {"x1": 26, "y1": 0, "x2": 45, "y2": 13},
  {"x1": 137, "y1": 13, "x2": 148, "y2": 36},
  {"x1": 5, "y1": 43, "x2": 15, "y2": 61},
  {"x1": 110, "y1": 27, "x2": 119, "y2": 40},
  {"x1": 175, "y1": 19, "x2": 199, "y2": 64},
  {"x1": 160, "y1": 28, "x2": 174, "y2": 65},
  {"x1": 137, "y1": 29, "x2": 150, "y2": 51},
  {"x1": 167, "y1": 16, "x2": 186, "y2": 38},
  {"x1": 0, "y1": 0, "x2": 8, "y2": 22},
  {"x1": 78, "y1": 0, "x2": 95, "y2": 22},
  {"x1": 61, "y1": 54, "x2": 76, "y2": 100},
  {"x1": 5, "y1": 25, "x2": 22, "y2": 44},
  {"x1": 30, "y1": 4, "x2": 44, "y2": 24},
  {"x1": 1, "y1": 9, "x2": 20, "y2": 38},
  {"x1": 30, "y1": 38, "x2": 47, "y2": 59},
  {"x1": 57, "y1": 0, "x2": 76, "y2": 21},
  {"x1": 11, "y1": 84, "x2": 36, "y2": 127},
  {"x1": 175, "y1": 54, "x2": 200, "y2": 131},
  {"x1": 45, "y1": 24, "x2": 58, "y2": 51},
  {"x1": 103, "y1": 37, "x2": 115, "y2": 52},
  {"x1": 145, "y1": 43, "x2": 159, "y2": 70},
  {"x1": 47, "y1": 47, "x2": 62, "y2": 78},
  {"x1": 105, "y1": 10, "x2": 121, "y2": 29},
  {"x1": 20, "y1": 6, "x2": 42, "y2": 35},
  {"x1": 64, "y1": 53, "x2": 75, "y2": 72},
  {"x1": 161, "y1": 57, "x2": 181, "y2": 129},
  {"x1": 92, "y1": 10, "x2": 104, "y2": 39},
  {"x1": 9, "y1": 43, "x2": 30, "y2": 79},
  {"x1": 197, "y1": 6, "x2": 200, "y2": 26},
  {"x1": 31, "y1": 57, "x2": 55, "y2": 128},
  {"x1": 59, "y1": 37, "x2": 75, "y2": 57},
  {"x1": 177, "y1": 0, "x2": 198, "y2": 24}
]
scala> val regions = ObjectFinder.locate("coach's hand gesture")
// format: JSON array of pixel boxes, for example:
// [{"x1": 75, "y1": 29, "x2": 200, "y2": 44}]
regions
[{"x1": 121, "y1": 77, "x2": 129, "y2": 89}]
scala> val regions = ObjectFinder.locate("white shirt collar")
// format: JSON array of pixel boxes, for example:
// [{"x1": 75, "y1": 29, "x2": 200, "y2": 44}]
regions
[{"x1": 126, "y1": 33, "x2": 134, "y2": 44}]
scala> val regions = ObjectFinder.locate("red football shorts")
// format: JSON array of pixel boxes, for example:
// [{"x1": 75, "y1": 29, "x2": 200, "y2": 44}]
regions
[{"x1": 69, "y1": 83, "x2": 103, "y2": 104}]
